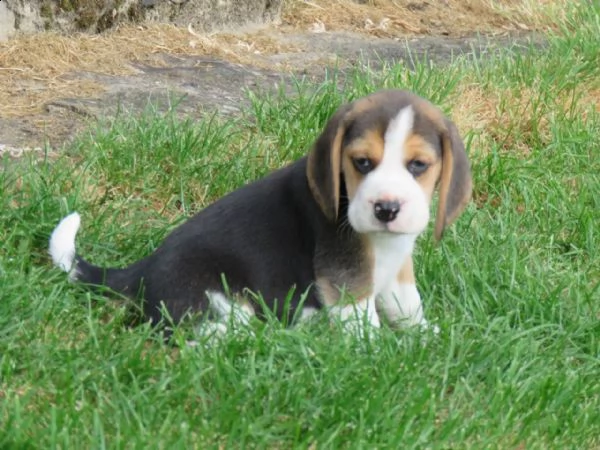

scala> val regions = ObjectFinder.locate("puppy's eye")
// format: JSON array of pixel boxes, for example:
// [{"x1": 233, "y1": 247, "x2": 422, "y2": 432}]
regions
[
  {"x1": 352, "y1": 157, "x2": 374, "y2": 175},
  {"x1": 407, "y1": 159, "x2": 429, "y2": 177}
]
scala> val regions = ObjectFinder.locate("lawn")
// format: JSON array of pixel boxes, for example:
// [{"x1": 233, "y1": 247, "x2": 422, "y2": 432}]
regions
[{"x1": 1, "y1": 2, "x2": 599, "y2": 449}]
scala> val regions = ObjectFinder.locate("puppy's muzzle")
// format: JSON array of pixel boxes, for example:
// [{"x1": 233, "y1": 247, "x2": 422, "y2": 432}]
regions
[{"x1": 373, "y1": 200, "x2": 401, "y2": 223}]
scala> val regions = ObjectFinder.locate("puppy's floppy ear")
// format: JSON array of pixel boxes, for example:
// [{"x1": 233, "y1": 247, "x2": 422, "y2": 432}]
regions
[
  {"x1": 434, "y1": 118, "x2": 472, "y2": 240},
  {"x1": 306, "y1": 103, "x2": 353, "y2": 222}
]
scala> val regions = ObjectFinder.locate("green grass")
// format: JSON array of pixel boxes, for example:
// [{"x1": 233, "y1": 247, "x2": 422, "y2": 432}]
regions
[{"x1": 1, "y1": 3, "x2": 600, "y2": 448}]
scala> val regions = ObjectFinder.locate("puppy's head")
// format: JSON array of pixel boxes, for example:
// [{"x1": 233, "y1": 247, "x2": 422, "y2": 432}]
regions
[{"x1": 307, "y1": 90, "x2": 472, "y2": 240}]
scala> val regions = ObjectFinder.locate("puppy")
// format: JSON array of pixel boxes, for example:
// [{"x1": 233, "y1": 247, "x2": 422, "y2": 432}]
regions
[{"x1": 49, "y1": 89, "x2": 471, "y2": 336}]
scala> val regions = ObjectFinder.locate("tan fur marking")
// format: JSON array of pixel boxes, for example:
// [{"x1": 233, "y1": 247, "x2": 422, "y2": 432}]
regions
[
  {"x1": 403, "y1": 133, "x2": 438, "y2": 164},
  {"x1": 345, "y1": 132, "x2": 386, "y2": 164},
  {"x1": 397, "y1": 257, "x2": 415, "y2": 284},
  {"x1": 403, "y1": 133, "x2": 442, "y2": 200},
  {"x1": 434, "y1": 128, "x2": 468, "y2": 240},
  {"x1": 329, "y1": 127, "x2": 344, "y2": 218},
  {"x1": 435, "y1": 133, "x2": 454, "y2": 235},
  {"x1": 315, "y1": 277, "x2": 339, "y2": 307},
  {"x1": 341, "y1": 157, "x2": 362, "y2": 202},
  {"x1": 419, "y1": 161, "x2": 442, "y2": 199},
  {"x1": 315, "y1": 235, "x2": 374, "y2": 307},
  {"x1": 341, "y1": 131, "x2": 385, "y2": 199},
  {"x1": 315, "y1": 274, "x2": 373, "y2": 307},
  {"x1": 439, "y1": 122, "x2": 473, "y2": 228}
]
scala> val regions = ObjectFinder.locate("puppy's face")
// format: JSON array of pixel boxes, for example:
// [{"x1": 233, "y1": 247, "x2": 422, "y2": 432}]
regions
[
  {"x1": 343, "y1": 105, "x2": 440, "y2": 235},
  {"x1": 307, "y1": 90, "x2": 472, "y2": 240}
]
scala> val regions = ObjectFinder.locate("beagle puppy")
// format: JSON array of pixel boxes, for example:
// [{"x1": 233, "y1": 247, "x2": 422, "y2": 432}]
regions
[{"x1": 49, "y1": 89, "x2": 472, "y2": 336}]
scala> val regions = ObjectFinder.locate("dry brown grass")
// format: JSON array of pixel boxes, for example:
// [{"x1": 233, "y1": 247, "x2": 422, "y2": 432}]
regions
[
  {"x1": 451, "y1": 81, "x2": 600, "y2": 161},
  {"x1": 282, "y1": 0, "x2": 565, "y2": 37},
  {"x1": 453, "y1": 84, "x2": 548, "y2": 157}
]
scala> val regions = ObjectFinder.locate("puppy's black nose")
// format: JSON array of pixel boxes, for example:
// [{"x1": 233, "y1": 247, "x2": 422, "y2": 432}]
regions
[{"x1": 374, "y1": 200, "x2": 400, "y2": 223}]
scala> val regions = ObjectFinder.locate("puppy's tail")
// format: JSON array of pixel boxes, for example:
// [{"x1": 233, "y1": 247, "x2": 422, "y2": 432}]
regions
[
  {"x1": 49, "y1": 212, "x2": 82, "y2": 278},
  {"x1": 49, "y1": 213, "x2": 141, "y2": 295}
]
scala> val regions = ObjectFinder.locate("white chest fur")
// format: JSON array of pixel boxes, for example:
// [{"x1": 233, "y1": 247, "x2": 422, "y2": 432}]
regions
[{"x1": 370, "y1": 233, "x2": 416, "y2": 295}]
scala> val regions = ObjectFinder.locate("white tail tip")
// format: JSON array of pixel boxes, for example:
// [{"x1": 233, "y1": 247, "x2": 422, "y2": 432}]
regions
[{"x1": 49, "y1": 212, "x2": 81, "y2": 273}]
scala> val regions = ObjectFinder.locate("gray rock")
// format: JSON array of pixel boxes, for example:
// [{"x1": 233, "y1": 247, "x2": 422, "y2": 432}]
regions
[{"x1": 0, "y1": 0, "x2": 283, "y2": 39}]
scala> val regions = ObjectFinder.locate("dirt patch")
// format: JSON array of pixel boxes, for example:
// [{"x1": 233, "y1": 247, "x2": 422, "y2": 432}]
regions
[{"x1": 0, "y1": 1, "x2": 561, "y2": 151}]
